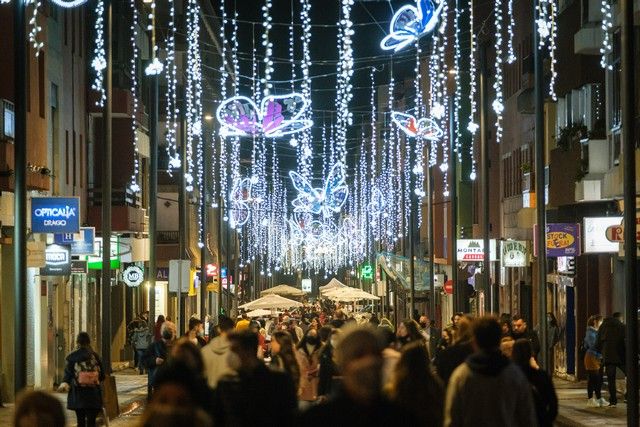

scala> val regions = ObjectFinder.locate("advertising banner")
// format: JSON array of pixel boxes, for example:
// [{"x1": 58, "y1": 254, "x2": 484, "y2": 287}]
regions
[
  {"x1": 534, "y1": 223, "x2": 581, "y2": 257},
  {"x1": 456, "y1": 239, "x2": 498, "y2": 261},
  {"x1": 55, "y1": 227, "x2": 96, "y2": 255},
  {"x1": 31, "y1": 197, "x2": 80, "y2": 234},
  {"x1": 583, "y1": 217, "x2": 622, "y2": 253},
  {"x1": 500, "y1": 240, "x2": 530, "y2": 267}
]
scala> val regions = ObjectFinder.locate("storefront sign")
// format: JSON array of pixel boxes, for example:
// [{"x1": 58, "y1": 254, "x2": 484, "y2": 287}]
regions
[
  {"x1": 456, "y1": 239, "x2": 497, "y2": 261},
  {"x1": 557, "y1": 256, "x2": 575, "y2": 275},
  {"x1": 55, "y1": 227, "x2": 96, "y2": 255},
  {"x1": 71, "y1": 260, "x2": 88, "y2": 274},
  {"x1": 31, "y1": 197, "x2": 80, "y2": 234},
  {"x1": 535, "y1": 223, "x2": 581, "y2": 257},
  {"x1": 500, "y1": 240, "x2": 530, "y2": 267},
  {"x1": 361, "y1": 264, "x2": 373, "y2": 279},
  {"x1": 302, "y1": 278, "x2": 312, "y2": 293},
  {"x1": 157, "y1": 267, "x2": 169, "y2": 281},
  {"x1": 41, "y1": 244, "x2": 71, "y2": 276},
  {"x1": 123, "y1": 265, "x2": 144, "y2": 287},
  {"x1": 583, "y1": 217, "x2": 623, "y2": 253},
  {"x1": 206, "y1": 263, "x2": 218, "y2": 278},
  {"x1": 169, "y1": 259, "x2": 190, "y2": 292}
]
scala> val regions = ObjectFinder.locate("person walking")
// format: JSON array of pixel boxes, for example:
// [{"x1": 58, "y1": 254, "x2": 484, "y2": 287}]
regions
[
  {"x1": 58, "y1": 332, "x2": 105, "y2": 427},
  {"x1": 212, "y1": 331, "x2": 297, "y2": 426},
  {"x1": 270, "y1": 330, "x2": 301, "y2": 396},
  {"x1": 132, "y1": 318, "x2": 153, "y2": 374},
  {"x1": 296, "y1": 328, "x2": 322, "y2": 406},
  {"x1": 153, "y1": 315, "x2": 166, "y2": 342},
  {"x1": 201, "y1": 316, "x2": 236, "y2": 388},
  {"x1": 146, "y1": 321, "x2": 177, "y2": 398},
  {"x1": 511, "y1": 315, "x2": 541, "y2": 360},
  {"x1": 444, "y1": 316, "x2": 537, "y2": 427},
  {"x1": 512, "y1": 338, "x2": 558, "y2": 427},
  {"x1": 388, "y1": 341, "x2": 444, "y2": 427},
  {"x1": 317, "y1": 328, "x2": 339, "y2": 399},
  {"x1": 396, "y1": 319, "x2": 425, "y2": 350},
  {"x1": 596, "y1": 312, "x2": 626, "y2": 406},
  {"x1": 583, "y1": 314, "x2": 607, "y2": 407},
  {"x1": 434, "y1": 316, "x2": 474, "y2": 385},
  {"x1": 185, "y1": 317, "x2": 207, "y2": 348}
]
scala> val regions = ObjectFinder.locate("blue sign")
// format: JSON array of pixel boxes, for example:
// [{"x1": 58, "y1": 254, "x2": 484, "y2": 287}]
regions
[
  {"x1": 55, "y1": 227, "x2": 95, "y2": 255},
  {"x1": 31, "y1": 197, "x2": 80, "y2": 234},
  {"x1": 221, "y1": 267, "x2": 227, "y2": 279}
]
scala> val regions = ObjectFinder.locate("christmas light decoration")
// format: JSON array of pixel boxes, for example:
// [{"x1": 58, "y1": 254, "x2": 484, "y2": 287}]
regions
[
  {"x1": 290, "y1": 162, "x2": 349, "y2": 218},
  {"x1": 391, "y1": 112, "x2": 444, "y2": 140},
  {"x1": 128, "y1": 0, "x2": 141, "y2": 193},
  {"x1": 49, "y1": 0, "x2": 88, "y2": 6},
  {"x1": 27, "y1": 0, "x2": 43, "y2": 55},
  {"x1": 164, "y1": 0, "x2": 180, "y2": 171},
  {"x1": 229, "y1": 177, "x2": 253, "y2": 229},
  {"x1": 216, "y1": 93, "x2": 313, "y2": 138},
  {"x1": 261, "y1": 0, "x2": 274, "y2": 97},
  {"x1": 335, "y1": 0, "x2": 355, "y2": 163},
  {"x1": 536, "y1": 0, "x2": 558, "y2": 99},
  {"x1": 493, "y1": 0, "x2": 505, "y2": 144},
  {"x1": 600, "y1": 0, "x2": 613, "y2": 69},
  {"x1": 91, "y1": 0, "x2": 106, "y2": 106},
  {"x1": 507, "y1": 0, "x2": 516, "y2": 63},
  {"x1": 380, "y1": 0, "x2": 445, "y2": 52}
]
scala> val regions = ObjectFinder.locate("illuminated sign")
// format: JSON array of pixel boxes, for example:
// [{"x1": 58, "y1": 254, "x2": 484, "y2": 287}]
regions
[
  {"x1": 31, "y1": 197, "x2": 80, "y2": 234},
  {"x1": 583, "y1": 217, "x2": 623, "y2": 253},
  {"x1": 501, "y1": 240, "x2": 530, "y2": 267},
  {"x1": 41, "y1": 244, "x2": 71, "y2": 276},
  {"x1": 361, "y1": 264, "x2": 373, "y2": 280},
  {"x1": 123, "y1": 265, "x2": 144, "y2": 287},
  {"x1": 55, "y1": 227, "x2": 96, "y2": 255},
  {"x1": 456, "y1": 239, "x2": 498, "y2": 261},
  {"x1": 534, "y1": 223, "x2": 581, "y2": 257}
]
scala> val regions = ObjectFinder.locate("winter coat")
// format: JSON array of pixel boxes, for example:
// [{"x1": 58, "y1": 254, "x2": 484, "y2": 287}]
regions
[
  {"x1": 147, "y1": 339, "x2": 169, "y2": 387},
  {"x1": 317, "y1": 343, "x2": 337, "y2": 397},
  {"x1": 512, "y1": 329, "x2": 541, "y2": 359},
  {"x1": 131, "y1": 325, "x2": 152, "y2": 350},
  {"x1": 201, "y1": 335, "x2": 234, "y2": 388},
  {"x1": 444, "y1": 350, "x2": 537, "y2": 427},
  {"x1": 213, "y1": 364, "x2": 297, "y2": 427},
  {"x1": 434, "y1": 341, "x2": 473, "y2": 385},
  {"x1": 519, "y1": 365, "x2": 558, "y2": 427},
  {"x1": 596, "y1": 317, "x2": 626, "y2": 365},
  {"x1": 584, "y1": 326, "x2": 602, "y2": 370},
  {"x1": 62, "y1": 347, "x2": 105, "y2": 410},
  {"x1": 296, "y1": 344, "x2": 321, "y2": 401}
]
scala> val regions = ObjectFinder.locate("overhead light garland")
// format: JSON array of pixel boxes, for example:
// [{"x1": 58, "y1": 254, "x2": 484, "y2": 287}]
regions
[
  {"x1": 128, "y1": 0, "x2": 141, "y2": 193},
  {"x1": 298, "y1": 0, "x2": 313, "y2": 179},
  {"x1": 467, "y1": 0, "x2": 478, "y2": 180},
  {"x1": 335, "y1": 0, "x2": 355, "y2": 163},
  {"x1": 536, "y1": 0, "x2": 558, "y2": 99},
  {"x1": 27, "y1": 0, "x2": 43, "y2": 55},
  {"x1": 493, "y1": 0, "x2": 505, "y2": 144},
  {"x1": 164, "y1": 0, "x2": 180, "y2": 171},
  {"x1": 261, "y1": 0, "x2": 274, "y2": 97}
]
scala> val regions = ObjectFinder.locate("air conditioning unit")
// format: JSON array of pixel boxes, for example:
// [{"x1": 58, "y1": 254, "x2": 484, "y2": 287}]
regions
[{"x1": 0, "y1": 99, "x2": 15, "y2": 140}]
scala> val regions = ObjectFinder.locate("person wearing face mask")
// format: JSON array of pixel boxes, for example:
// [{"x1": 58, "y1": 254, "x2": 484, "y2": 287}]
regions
[
  {"x1": 298, "y1": 326, "x2": 418, "y2": 426},
  {"x1": 145, "y1": 321, "x2": 177, "y2": 398},
  {"x1": 212, "y1": 330, "x2": 297, "y2": 427},
  {"x1": 185, "y1": 317, "x2": 207, "y2": 348},
  {"x1": 296, "y1": 328, "x2": 322, "y2": 407}
]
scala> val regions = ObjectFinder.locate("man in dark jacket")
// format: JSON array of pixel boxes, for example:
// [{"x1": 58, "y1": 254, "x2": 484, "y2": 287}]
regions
[
  {"x1": 213, "y1": 330, "x2": 297, "y2": 427},
  {"x1": 596, "y1": 312, "x2": 626, "y2": 406},
  {"x1": 511, "y1": 315, "x2": 541, "y2": 359},
  {"x1": 298, "y1": 327, "x2": 418, "y2": 427},
  {"x1": 146, "y1": 321, "x2": 176, "y2": 398}
]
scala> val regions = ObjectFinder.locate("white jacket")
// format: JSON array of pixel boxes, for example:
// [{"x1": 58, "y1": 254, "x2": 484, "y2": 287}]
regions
[{"x1": 201, "y1": 335, "x2": 234, "y2": 388}]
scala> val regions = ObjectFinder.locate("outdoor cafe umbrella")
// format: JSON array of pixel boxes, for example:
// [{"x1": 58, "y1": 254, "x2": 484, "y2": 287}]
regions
[
  {"x1": 238, "y1": 294, "x2": 303, "y2": 310},
  {"x1": 319, "y1": 278, "x2": 347, "y2": 294},
  {"x1": 322, "y1": 286, "x2": 380, "y2": 302},
  {"x1": 260, "y1": 284, "x2": 306, "y2": 297},
  {"x1": 245, "y1": 308, "x2": 281, "y2": 318}
]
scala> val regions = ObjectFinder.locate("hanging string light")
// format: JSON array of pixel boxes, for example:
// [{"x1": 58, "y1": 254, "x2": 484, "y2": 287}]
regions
[
  {"x1": 335, "y1": 0, "x2": 355, "y2": 163},
  {"x1": 536, "y1": 0, "x2": 557, "y2": 99},
  {"x1": 493, "y1": 0, "x2": 505, "y2": 145},
  {"x1": 91, "y1": 0, "x2": 106, "y2": 106},
  {"x1": 467, "y1": 0, "x2": 478, "y2": 180},
  {"x1": 298, "y1": 0, "x2": 313, "y2": 179},
  {"x1": 453, "y1": 3, "x2": 462, "y2": 156},
  {"x1": 261, "y1": 0, "x2": 274, "y2": 97},
  {"x1": 128, "y1": 0, "x2": 141, "y2": 193},
  {"x1": 27, "y1": 0, "x2": 43, "y2": 55},
  {"x1": 164, "y1": 0, "x2": 180, "y2": 172},
  {"x1": 600, "y1": 0, "x2": 613, "y2": 69},
  {"x1": 507, "y1": 0, "x2": 516, "y2": 63},
  {"x1": 218, "y1": 0, "x2": 229, "y2": 203}
]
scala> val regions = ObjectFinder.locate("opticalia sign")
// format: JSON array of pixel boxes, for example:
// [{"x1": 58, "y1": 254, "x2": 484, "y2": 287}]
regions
[
  {"x1": 456, "y1": 239, "x2": 498, "y2": 262},
  {"x1": 31, "y1": 197, "x2": 80, "y2": 234}
]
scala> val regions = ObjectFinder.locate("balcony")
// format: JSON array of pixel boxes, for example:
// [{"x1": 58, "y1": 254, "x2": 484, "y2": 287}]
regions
[{"x1": 574, "y1": 26, "x2": 604, "y2": 55}]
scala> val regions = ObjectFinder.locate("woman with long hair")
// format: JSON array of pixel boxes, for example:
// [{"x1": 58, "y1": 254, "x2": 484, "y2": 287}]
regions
[
  {"x1": 58, "y1": 332, "x2": 105, "y2": 427},
  {"x1": 584, "y1": 314, "x2": 607, "y2": 407},
  {"x1": 154, "y1": 315, "x2": 166, "y2": 342},
  {"x1": 270, "y1": 330, "x2": 301, "y2": 391},
  {"x1": 296, "y1": 328, "x2": 322, "y2": 406},
  {"x1": 388, "y1": 341, "x2": 444, "y2": 426},
  {"x1": 396, "y1": 319, "x2": 425, "y2": 349}
]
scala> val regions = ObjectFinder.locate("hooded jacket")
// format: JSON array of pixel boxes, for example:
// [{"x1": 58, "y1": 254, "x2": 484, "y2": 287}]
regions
[
  {"x1": 202, "y1": 335, "x2": 234, "y2": 388},
  {"x1": 62, "y1": 347, "x2": 105, "y2": 410},
  {"x1": 444, "y1": 350, "x2": 537, "y2": 427}
]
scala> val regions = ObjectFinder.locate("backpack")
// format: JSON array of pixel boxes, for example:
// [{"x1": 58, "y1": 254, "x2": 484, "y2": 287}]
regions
[{"x1": 74, "y1": 353, "x2": 101, "y2": 387}]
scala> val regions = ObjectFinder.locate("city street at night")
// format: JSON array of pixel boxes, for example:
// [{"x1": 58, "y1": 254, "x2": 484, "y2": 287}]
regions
[{"x1": 0, "y1": 0, "x2": 638, "y2": 425}]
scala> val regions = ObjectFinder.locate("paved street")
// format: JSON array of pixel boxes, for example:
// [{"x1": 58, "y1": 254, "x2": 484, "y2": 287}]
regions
[{"x1": 555, "y1": 379, "x2": 627, "y2": 426}]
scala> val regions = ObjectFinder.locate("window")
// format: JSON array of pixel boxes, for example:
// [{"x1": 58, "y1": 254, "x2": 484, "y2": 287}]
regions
[{"x1": 3, "y1": 100, "x2": 15, "y2": 139}]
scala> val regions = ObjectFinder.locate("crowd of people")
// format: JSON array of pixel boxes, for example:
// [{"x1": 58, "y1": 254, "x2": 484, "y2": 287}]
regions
[{"x1": 12, "y1": 301, "x2": 572, "y2": 427}]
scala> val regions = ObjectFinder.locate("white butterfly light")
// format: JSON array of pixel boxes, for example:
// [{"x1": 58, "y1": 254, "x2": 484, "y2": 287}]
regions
[{"x1": 289, "y1": 163, "x2": 349, "y2": 218}]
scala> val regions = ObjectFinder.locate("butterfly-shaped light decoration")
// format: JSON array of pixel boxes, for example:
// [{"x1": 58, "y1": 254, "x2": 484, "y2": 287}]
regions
[
  {"x1": 380, "y1": 0, "x2": 445, "y2": 53},
  {"x1": 216, "y1": 93, "x2": 313, "y2": 138},
  {"x1": 289, "y1": 163, "x2": 349, "y2": 218},
  {"x1": 229, "y1": 177, "x2": 254, "y2": 229},
  {"x1": 368, "y1": 187, "x2": 386, "y2": 218},
  {"x1": 391, "y1": 112, "x2": 444, "y2": 140}
]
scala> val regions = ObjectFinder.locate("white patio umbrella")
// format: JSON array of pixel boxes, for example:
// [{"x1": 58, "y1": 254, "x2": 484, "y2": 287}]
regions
[
  {"x1": 260, "y1": 284, "x2": 306, "y2": 297},
  {"x1": 319, "y1": 278, "x2": 347, "y2": 294},
  {"x1": 322, "y1": 287, "x2": 380, "y2": 301},
  {"x1": 239, "y1": 294, "x2": 303, "y2": 310},
  {"x1": 245, "y1": 308, "x2": 281, "y2": 318}
]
